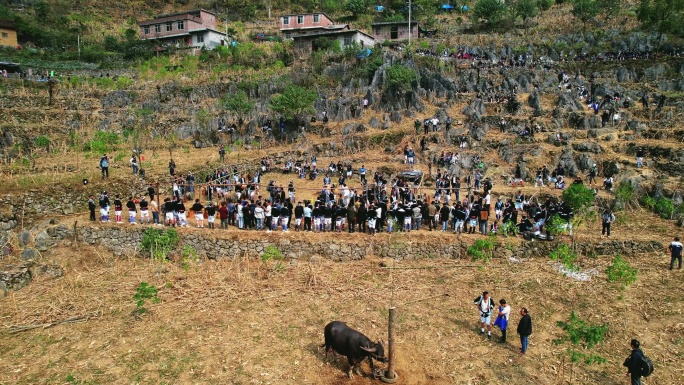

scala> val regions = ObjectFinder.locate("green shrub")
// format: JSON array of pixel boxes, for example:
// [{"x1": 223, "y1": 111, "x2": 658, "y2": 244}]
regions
[
  {"x1": 384, "y1": 65, "x2": 417, "y2": 93},
  {"x1": 605, "y1": 255, "x2": 637, "y2": 290},
  {"x1": 641, "y1": 195, "x2": 656, "y2": 210},
  {"x1": 497, "y1": 221, "x2": 518, "y2": 237},
  {"x1": 34, "y1": 135, "x2": 50, "y2": 149},
  {"x1": 116, "y1": 76, "x2": 134, "y2": 89},
  {"x1": 553, "y1": 311, "x2": 608, "y2": 364},
  {"x1": 655, "y1": 197, "x2": 675, "y2": 219},
  {"x1": 85, "y1": 131, "x2": 120, "y2": 154},
  {"x1": 133, "y1": 282, "x2": 160, "y2": 315},
  {"x1": 614, "y1": 181, "x2": 634, "y2": 205},
  {"x1": 141, "y1": 228, "x2": 179, "y2": 261},
  {"x1": 537, "y1": 0, "x2": 554, "y2": 11},
  {"x1": 546, "y1": 214, "x2": 569, "y2": 236},
  {"x1": 262, "y1": 245, "x2": 285, "y2": 272},
  {"x1": 549, "y1": 243, "x2": 579, "y2": 271},
  {"x1": 467, "y1": 238, "x2": 496, "y2": 262},
  {"x1": 562, "y1": 183, "x2": 595, "y2": 211}
]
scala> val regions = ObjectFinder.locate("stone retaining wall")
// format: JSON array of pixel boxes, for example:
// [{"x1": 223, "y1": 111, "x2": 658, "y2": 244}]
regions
[{"x1": 71, "y1": 225, "x2": 664, "y2": 260}]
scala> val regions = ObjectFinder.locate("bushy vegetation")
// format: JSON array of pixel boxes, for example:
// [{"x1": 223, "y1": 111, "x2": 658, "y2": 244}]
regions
[
  {"x1": 141, "y1": 228, "x2": 180, "y2": 261},
  {"x1": 384, "y1": 64, "x2": 417, "y2": 93},
  {"x1": 642, "y1": 195, "x2": 678, "y2": 219},
  {"x1": 133, "y1": 282, "x2": 160, "y2": 315},
  {"x1": 605, "y1": 255, "x2": 638, "y2": 290},
  {"x1": 467, "y1": 237, "x2": 496, "y2": 262},
  {"x1": 554, "y1": 311, "x2": 608, "y2": 365},
  {"x1": 549, "y1": 243, "x2": 579, "y2": 272}
]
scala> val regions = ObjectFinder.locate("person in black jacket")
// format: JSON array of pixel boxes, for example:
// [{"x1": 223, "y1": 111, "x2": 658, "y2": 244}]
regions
[
  {"x1": 623, "y1": 339, "x2": 645, "y2": 385},
  {"x1": 517, "y1": 308, "x2": 532, "y2": 354},
  {"x1": 88, "y1": 195, "x2": 96, "y2": 221}
]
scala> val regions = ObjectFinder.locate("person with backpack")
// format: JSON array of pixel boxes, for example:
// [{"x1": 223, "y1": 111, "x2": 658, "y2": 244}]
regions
[
  {"x1": 623, "y1": 339, "x2": 653, "y2": 385},
  {"x1": 474, "y1": 291, "x2": 495, "y2": 341},
  {"x1": 99, "y1": 154, "x2": 109, "y2": 179},
  {"x1": 601, "y1": 208, "x2": 616, "y2": 238}
]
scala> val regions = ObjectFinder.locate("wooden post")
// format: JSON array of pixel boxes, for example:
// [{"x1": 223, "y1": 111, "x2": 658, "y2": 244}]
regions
[{"x1": 386, "y1": 306, "x2": 397, "y2": 380}]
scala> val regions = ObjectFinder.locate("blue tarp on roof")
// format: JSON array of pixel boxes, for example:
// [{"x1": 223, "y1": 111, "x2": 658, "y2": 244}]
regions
[{"x1": 375, "y1": 5, "x2": 384, "y2": 12}]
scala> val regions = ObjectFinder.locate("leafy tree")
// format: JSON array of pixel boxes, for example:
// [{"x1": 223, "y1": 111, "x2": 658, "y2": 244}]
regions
[
  {"x1": 35, "y1": 0, "x2": 50, "y2": 21},
  {"x1": 599, "y1": 0, "x2": 622, "y2": 20},
  {"x1": 384, "y1": 64, "x2": 417, "y2": 93},
  {"x1": 637, "y1": 0, "x2": 684, "y2": 49},
  {"x1": 562, "y1": 183, "x2": 596, "y2": 248},
  {"x1": 571, "y1": 0, "x2": 600, "y2": 28},
  {"x1": 537, "y1": 0, "x2": 554, "y2": 11},
  {"x1": 345, "y1": 0, "x2": 370, "y2": 17},
  {"x1": 562, "y1": 183, "x2": 595, "y2": 212},
  {"x1": 269, "y1": 84, "x2": 317, "y2": 125},
  {"x1": 473, "y1": 0, "x2": 509, "y2": 27},
  {"x1": 516, "y1": 0, "x2": 539, "y2": 22},
  {"x1": 221, "y1": 90, "x2": 255, "y2": 128}
]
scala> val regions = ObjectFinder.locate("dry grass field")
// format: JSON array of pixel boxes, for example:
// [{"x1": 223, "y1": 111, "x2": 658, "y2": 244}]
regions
[{"x1": 1, "y1": 241, "x2": 683, "y2": 385}]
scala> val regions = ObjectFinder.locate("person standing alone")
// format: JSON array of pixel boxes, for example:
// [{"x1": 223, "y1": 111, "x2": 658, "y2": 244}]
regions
[
  {"x1": 517, "y1": 308, "x2": 532, "y2": 354},
  {"x1": 99, "y1": 154, "x2": 109, "y2": 179},
  {"x1": 601, "y1": 208, "x2": 615, "y2": 238},
  {"x1": 623, "y1": 339, "x2": 646, "y2": 385},
  {"x1": 669, "y1": 236, "x2": 683, "y2": 270}
]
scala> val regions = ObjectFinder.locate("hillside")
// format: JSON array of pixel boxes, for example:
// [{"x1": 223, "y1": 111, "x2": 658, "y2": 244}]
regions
[{"x1": 1, "y1": 1, "x2": 684, "y2": 384}]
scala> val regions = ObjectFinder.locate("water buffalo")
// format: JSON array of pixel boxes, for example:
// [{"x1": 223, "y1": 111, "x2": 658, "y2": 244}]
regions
[{"x1": 322, "y1": 321, "x2": 388, "y2": 378}]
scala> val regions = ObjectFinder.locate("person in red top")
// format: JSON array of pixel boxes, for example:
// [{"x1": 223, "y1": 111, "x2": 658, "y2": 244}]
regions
[{"x1": 219, "y1": 201, "x2": 230, "y2": 229}]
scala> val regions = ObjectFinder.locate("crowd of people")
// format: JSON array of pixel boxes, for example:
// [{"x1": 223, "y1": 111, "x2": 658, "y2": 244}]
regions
[{"x1": 90, "y1": 158, "x2": 587, "y2": 241}]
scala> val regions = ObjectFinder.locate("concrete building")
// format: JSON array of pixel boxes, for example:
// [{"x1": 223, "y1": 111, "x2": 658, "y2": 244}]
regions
[
  {"x1": 0, "y1": 19, "x2": 18, "y2": 48},
  {"x1": 292, "y1": 29, "x2": 376, "y2": 56},
  {"x1": 137, "y1": 9, "x2": 227, "y2": 50},
  {"x1": 279, "y1": 13, "x2": 339, "y2": 38},
  {"x1": 371, "y1": 21, "x2": 418, "y2": 43}
]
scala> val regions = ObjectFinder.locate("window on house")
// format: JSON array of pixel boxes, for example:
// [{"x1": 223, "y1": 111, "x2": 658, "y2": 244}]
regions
[
  {"x1": 390, "y1": 26, "x2": 398, "y2": 39},
  {"x1": 283, "y1": 16, "x2": 289, "y2": 25},
  {"x1": 344, "y1": 36, "x2": 352, "y2": 46},
  {"x1": 196, "y1": 34, "x2": 204, "y2": 43},
  {"x1": 314, "y1": 14, "x2": 320, "y2": 23},
  {"x1": 1, "y1": 32, "x2": 7, "y2": 38},
  {"x1": 177, "y1": 21, "x2": 184, "y2": 30},
  {"x1": 143, "y1": 26, "x2": 150, "y2": 35},
  {"x1": 166, "y1": 22, "x2": 172, "y2": 32},
  {"x1": 297, "y1": 15, "x2": 303, "y2": 24},
  {"x1": 154, "y1": 24, "x2": 161, "y2": 33}
]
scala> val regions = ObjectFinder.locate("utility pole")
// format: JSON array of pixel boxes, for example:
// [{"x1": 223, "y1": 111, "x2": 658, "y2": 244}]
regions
[
  {"x1": 77, "y1": 34, "x2": 80, "y2": 60},
  {"x1": 408, "y1": 0, "x2": 411, "y2": 47}
]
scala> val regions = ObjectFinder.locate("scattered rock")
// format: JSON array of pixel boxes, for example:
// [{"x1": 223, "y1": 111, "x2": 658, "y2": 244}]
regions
[
  {"x1": 18, "y1": 230, "x2": 31, "y2": 247},
  {"x1": 38, "y1": 264, "x2": 64, "y2": 278},
  {"x1": 20, "y1": 248, "x2": 37, "y2": 261}
]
